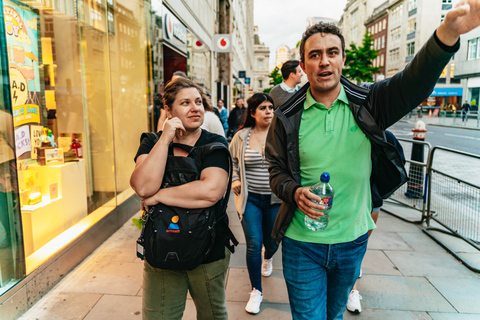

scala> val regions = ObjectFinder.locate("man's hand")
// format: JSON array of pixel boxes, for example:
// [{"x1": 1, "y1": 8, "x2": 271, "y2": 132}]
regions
[
  {"x1": 231, "y1": 180, "x2": 241, "y2": 196},
  {"x1": 294, "y1": 187, "x2": 326, "y2": 220},
  {"x1": 437, "y1": 0, "x2": 480, "y2": 46}
]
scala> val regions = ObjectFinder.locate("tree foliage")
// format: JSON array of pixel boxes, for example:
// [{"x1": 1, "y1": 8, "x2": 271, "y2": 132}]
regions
[
  {"x1": 263, "y1": 66, "x2": 283, "y2": 93},
  {"x1": 343, "y1": 32, "x2": 380, "y2": 84}
]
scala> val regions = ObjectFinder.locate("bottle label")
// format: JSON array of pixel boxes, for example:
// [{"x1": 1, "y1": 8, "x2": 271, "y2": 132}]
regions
[
  {"x1": 77, "y1": 147, "x2": 83, "y2": 158},
  {"x1": 321, "y1": 196, "x2": 333, "y2": 206}
]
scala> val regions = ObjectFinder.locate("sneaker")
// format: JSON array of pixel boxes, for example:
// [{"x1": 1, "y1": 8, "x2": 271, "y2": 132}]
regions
[
  {"x1": 347, "y1": 290, "x2": 362, "y2": 314},
  {"x1": 262, "y1": 257, "x2": 273, "y2": 277},
  {"x1": 245, "y1": 289, "x2": 263, "y2": 314}
]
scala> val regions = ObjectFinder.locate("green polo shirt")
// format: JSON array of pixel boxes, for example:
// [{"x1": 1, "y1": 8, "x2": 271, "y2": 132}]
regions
[{"x1": 284, "y1": 85, "x2": 376, "y2": 244}]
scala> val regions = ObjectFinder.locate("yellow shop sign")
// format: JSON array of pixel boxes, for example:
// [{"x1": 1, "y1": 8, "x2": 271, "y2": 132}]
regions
[{"x1": 13, "y1": 104, "x2": 40, "y2": 126}]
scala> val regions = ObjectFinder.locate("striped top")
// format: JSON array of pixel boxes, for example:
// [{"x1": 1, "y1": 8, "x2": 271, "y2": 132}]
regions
[{"x1": 245, "y1": 131, "x2": 271, "y2": 194}]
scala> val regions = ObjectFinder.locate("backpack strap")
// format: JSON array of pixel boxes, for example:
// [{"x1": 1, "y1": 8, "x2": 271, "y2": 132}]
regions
[{"x1": 193, "y1": 142, "x2": 238, "y2": 252}]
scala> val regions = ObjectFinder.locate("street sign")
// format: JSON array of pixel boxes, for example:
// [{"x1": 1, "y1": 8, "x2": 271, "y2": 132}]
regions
[
  {"x1": 239, "y1": 71, "x2": 246, "y2": 78},
  {"x1": 214, "y1": 34, "x2": 232, "y2": 52},
  {"x1": 244, "y1": 77, "x2": 250, "y2": 84}
]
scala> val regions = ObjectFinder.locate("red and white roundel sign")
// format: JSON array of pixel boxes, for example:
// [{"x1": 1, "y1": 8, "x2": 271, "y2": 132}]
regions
[
  {"x1": 165, "y1": 13, "x2": 173, "y2": 40},
  {"x1": 217, "y1": 36, "x2": 230, "y2": 50},
  {"x1": 194, "y1": 40, "x2": 204, "y2": 50}
]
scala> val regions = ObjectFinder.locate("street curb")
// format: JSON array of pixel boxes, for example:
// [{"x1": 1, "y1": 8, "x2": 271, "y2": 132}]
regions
[{"x1": 398, "y1": 119, "x2": 480, "y2": 131}]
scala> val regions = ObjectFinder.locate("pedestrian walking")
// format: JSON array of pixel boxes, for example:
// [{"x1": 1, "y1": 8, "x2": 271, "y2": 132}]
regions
[
  {"x1": 269, "y1": 60, "x2": 303, "y2": 109},
  {"x1": 131, "y1": 77, "x2": 232, "y2": 320},
  {"x1": 266, "y1": 2, "x2": 480, "y2": 318},
  {"x1": 228, "y1": 98, "x2": 247, "y2": 137},
  {"x1": 217, "y1": 99, "x2": 229, "y2": 136},
  {"x1": 229, "y1": 93, "x2": 281, "y2": 314},
  {"x1": 462, "y1": 100, "x2": 470, "y2": 122}
]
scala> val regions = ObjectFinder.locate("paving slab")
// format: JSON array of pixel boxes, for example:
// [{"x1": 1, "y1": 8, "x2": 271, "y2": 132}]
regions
[
  {"x1": 58, "y1": 261, "x2": 143, "y2": 295},
  {"x1": 367, "y1": 231, "x2": 415, "y2": 251},
  {"x1": 428, "y1": 277, "x2": 480, "y2": 314},
  {"x1": 83, "y1": 295, "x2": 142, "y2": 320},
  {"x1": 423, "y1": 228, "x2": 480, "y2": 254},
  {"x1": 19, "y1": 292, "x2": 102, "y2": 320},
  {"x1": 397, "y1": 232, "x2": 449, "y2": 253},
  {"x1": 429, "y1": 313, "x2": 480, "y2": 320},
  {"x1": 225, "y1": 268, "x2": 289, "y2": 304},
  {"x1": 225, "y1": 301, "x2": 291, "y2": 320},
  {"x1": 384, "y1": 251, "x2": 478, "y2": 278},
  {"x1": 357, "y1": 275, "x2": 455, "y2": 312},
  {"x1": 375, "y1": 211, "x2": 422, "y2": 233},
  {"x1": 361, "y1": 250, "x2": 403, "y2": 276},
  {"x1": 343, "y1": 309, "x2": 433, "y2": 320}
]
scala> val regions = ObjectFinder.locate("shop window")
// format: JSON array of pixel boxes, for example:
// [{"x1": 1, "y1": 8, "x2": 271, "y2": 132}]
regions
[
  {"x1": 0, "y1": 40, "x2": 26, "y2": 295},
  {"x1": 2, "y1": 0, "x2": 148, "y2": 274}
]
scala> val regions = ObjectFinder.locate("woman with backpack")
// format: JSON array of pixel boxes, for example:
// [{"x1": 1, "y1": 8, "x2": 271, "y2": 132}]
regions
[
  {"x1": 130, "y1": 77, "x2": 233, "y2": 320},
  {"x1": 229, "y1": 93, "x2": 281, "y2": 314}
]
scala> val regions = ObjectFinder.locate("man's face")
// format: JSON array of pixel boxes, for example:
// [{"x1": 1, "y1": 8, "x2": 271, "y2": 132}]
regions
[
  {"x1": 218, "y1": 100, "x2": 224, "y2": 108},
  {"x1": 236, "y1": 99, "x2": 243, "y2": 107},
  {"x1": 300, "y1": 33, "x2": 345, "y2": 95},
  {"x1": 290, "y1": 65, "x2": 303, "y2": 85}
]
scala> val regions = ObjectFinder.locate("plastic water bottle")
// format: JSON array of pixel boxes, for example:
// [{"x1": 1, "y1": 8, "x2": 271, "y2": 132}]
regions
[{"x1": 305, "y1": 172, "x2": 334, "y2": 231}]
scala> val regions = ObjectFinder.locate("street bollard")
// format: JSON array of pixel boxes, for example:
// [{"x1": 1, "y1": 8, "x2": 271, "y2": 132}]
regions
[{"x1": 405, "y1": 120, "x2": 427, "y2": 199}]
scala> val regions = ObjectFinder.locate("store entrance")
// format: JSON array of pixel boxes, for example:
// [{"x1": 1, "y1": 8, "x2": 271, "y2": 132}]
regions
[{"x1": 163, "y1": 45, "x2": 187, "y2": 83}]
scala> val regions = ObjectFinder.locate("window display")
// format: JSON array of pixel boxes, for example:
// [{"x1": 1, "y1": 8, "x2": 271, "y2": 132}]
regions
[{"x1": 1, "y1": 0, "x2": 149, "y2": 280}]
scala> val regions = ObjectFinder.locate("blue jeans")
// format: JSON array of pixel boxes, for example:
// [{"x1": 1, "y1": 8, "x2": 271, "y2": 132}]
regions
[
  {"x1": 241, "y1": 192, "x2": 280, "y2": 292},
  {"x1": 282, "y1": 233, "x2": 369, "y2": 320}
]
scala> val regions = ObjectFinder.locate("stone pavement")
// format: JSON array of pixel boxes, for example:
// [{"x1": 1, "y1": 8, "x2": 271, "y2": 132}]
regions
[
  {"x1": 400, "y1": 113, "x2": 480, "y2": 131},
  {"x1": 18, "y1": 196, "x2": 480, "y2": 320}
]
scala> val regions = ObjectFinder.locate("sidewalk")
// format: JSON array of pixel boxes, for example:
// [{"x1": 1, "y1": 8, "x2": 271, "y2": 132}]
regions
[
  {"x1": 400, "y1": 114, "x2": 480, "y2": 130},
  {"x1": 18, "y1": 196, "x2": 480, "y2": 320}
]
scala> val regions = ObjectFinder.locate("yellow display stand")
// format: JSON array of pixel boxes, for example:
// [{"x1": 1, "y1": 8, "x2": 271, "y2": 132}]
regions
[{"x1": 21, "y1": 159, "x2": 88, "y2": 256}]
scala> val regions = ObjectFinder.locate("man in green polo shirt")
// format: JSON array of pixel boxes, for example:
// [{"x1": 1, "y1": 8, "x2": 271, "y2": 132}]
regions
[{"x1": 266, "y1": 2, "x2": 480, "y2": 319}]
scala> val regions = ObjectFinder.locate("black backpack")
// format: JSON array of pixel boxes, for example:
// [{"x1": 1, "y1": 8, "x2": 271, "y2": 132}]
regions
[{"x1": 138, "y1": 133, "x2": 237, "y2": 270}]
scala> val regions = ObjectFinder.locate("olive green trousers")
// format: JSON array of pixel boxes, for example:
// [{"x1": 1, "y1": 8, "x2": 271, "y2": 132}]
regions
[{"x1": 142, "y1": 249, "x2": 230, "y2": 320}]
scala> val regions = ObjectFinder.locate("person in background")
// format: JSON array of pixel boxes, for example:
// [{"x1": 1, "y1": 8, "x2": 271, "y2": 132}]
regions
[
  {"x1": 151, "y1": 93, "x2": 164, "y2": 132},
  {"x1": 228, "y1": 98, "x2": 247, "y2": 137},
  {"x1": 131, "y1": 77, "x2": 231, "y2": 320},
  {"x1": 266, "y1": 2, "x2": 480, "y2": 317},
  {"x1": 347, "y1": 130, "x2": 405, "y2": 314},
  {"x1": 462, "y1": 100, "x2": 470, "y2": 122},
  {"x1": 217, "y1": 99, "x2": 229, "y2": 137},
  {"x1": 229, "y1": 93, "x2": 281, "y2": 315},
  {"x1": 201, "y1": 93, "x2": 226, "y2": 137},
  {"x1": 268, "y1": 60, "x2": 303, "y2": 109}
]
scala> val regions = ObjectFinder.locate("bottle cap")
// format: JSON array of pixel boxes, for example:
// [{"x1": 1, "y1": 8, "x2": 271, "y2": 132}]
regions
[{"x1": 320, "y1": 172, "x2": 330, "y2": 183}]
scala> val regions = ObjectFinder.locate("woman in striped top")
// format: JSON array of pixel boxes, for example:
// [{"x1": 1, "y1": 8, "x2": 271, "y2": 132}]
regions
[{"x1": 229, "y1": 93, "x2": 281, "y2": 315}]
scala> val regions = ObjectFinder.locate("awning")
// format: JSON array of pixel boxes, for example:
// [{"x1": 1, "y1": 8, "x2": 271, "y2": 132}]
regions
[{"x1": 430, "y1": 87, "x2": 463, "y2": 96}]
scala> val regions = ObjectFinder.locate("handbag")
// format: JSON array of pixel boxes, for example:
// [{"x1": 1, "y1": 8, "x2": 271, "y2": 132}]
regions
[{"x1": 138, "y1": 134, "x2": 237, "y2": 270}]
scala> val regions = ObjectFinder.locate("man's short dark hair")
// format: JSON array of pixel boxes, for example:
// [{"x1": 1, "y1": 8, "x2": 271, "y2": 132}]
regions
[
  {"x1": 281, "y1": 60, "x2": 300, "y2": 80},
  {"x1": 300, "y1": 22, "x2": 345, "y2": 64}
]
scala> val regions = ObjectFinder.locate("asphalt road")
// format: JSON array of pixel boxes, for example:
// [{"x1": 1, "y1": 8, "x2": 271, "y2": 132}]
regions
[{"x1": 388, "y1": 122, "x2": 480, "y2": 156}]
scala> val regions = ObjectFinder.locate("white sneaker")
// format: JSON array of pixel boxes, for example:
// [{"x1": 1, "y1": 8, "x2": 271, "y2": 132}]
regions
[
  {"x1": 262, "y1": 257, "x2": 273, "y2": 277},
  {"x1": 245, "y1": 289, "x2": 263, "y2": 314},
  {"x1": 347, "y1": 290, "x2": 362, "y2": 314}
]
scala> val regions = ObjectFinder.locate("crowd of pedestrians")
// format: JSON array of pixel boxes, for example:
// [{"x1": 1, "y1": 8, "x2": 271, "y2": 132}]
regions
[{"x1": 131, "y1": 1, "x2": 480, "y2": 318}]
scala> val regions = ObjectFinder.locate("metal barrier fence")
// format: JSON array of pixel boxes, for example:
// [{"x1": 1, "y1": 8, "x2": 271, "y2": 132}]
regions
[
  {"x1": 384, "y1": 138, "x2": 432, "y2": 223},
  {"x1": 438, "y1": 110, "x2": 480, "y2": 127},
  {"x1": 423, "y1": 146, "x2": 480, "y2": 273}
]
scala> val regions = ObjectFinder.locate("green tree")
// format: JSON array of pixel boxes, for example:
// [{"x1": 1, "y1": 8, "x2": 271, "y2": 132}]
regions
[
  {"x1": 263, "y1": 66, "x2": 283, "y2": 93},
  {"x1": 343, "y1": 32, "x2": 380, "y2": 84}
]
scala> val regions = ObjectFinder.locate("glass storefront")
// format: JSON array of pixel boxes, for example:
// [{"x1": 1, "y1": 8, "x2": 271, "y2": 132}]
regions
[
  {"x1": 0, "y1": 0, "x2": 215, "y2": 301},
  {"x1": 0, "y1": 0, "x2": 148, "y2": 294}
]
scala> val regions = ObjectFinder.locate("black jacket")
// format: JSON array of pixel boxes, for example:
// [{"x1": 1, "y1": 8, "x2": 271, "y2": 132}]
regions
[{"x1": 265, "y1": 32, "x2": 459, "y2": 244}]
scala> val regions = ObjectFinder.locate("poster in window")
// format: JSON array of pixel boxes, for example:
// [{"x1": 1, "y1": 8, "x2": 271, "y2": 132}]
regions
[{"x1": 4, "y1": 2, "x2": 41, "y2": 116}]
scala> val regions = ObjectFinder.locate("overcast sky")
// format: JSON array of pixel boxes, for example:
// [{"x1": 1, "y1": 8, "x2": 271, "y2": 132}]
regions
[{"x1": 254, "y1": 0, "x2": 348, "y2": 67}]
